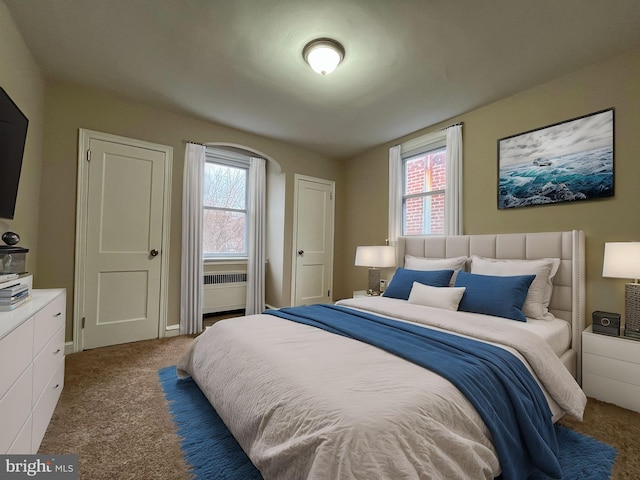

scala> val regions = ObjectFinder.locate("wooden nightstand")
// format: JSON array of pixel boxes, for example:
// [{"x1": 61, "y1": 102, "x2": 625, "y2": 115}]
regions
[{"x1": 582, "y1": 325, "x2": 640, "y2": 413}]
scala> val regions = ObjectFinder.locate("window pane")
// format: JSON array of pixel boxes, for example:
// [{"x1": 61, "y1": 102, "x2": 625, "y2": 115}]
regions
[
  {"x1": 403, "y1": 193, "x2": 445, "y2": 235},
  {"x1": 404, "y1": 148, "x2": 446, "y2": 195},
  {"x1": 203, "y1": 210, "x2": 246, "y2": 254},
  {"x1": 203, "y1": 163, "x2": 246, "y2": 209}
]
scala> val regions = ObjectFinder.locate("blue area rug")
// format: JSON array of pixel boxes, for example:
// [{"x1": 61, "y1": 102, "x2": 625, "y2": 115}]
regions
[{"x1": 159, "y1": 366, "x2": 617, "y2": 480}]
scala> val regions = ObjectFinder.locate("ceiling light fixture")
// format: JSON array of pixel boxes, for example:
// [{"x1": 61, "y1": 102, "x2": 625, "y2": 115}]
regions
[{"x1": 302, "y1": 38, "x2": 345, "y2": 76}]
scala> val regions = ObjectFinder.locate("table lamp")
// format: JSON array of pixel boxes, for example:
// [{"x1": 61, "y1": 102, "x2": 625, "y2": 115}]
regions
[
  {"x1": 355, "y1": 246, "x2": 396, "y2": 295},
  {"x1": 602, "y1": 242, "x2": 640, "y2": 339}
]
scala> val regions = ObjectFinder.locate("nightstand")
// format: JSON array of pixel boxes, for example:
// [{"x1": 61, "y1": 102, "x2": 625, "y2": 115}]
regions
[
  {"x1": 353, "y1": 290, "x2": 369, "y2": 298},
  {"x1": 582, "y1": 325, "x2": 640, "y2": 413}
]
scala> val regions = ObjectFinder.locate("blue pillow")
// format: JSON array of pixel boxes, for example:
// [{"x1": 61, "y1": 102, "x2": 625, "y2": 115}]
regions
[
  {"x1": 454, "y1": 270, "x2": 535, "y2": 322},
  {"x1": 382, "y1": 268, "x2": 454, "y2": 300}
]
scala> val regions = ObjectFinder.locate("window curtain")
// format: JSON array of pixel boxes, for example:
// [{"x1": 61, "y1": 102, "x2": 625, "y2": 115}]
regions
[
  {"x1": 180, "y1": 143, "x2": 205, "y2": 335},
  {"x1": 445, "y1": 125, "x2": 463, "y2": 235},
  {"x1": 245, "y1": 157, "x2": 266, "y2": 315},
  {"x1": 388, "y1": 145, "x2": 402, "y2": 245}
]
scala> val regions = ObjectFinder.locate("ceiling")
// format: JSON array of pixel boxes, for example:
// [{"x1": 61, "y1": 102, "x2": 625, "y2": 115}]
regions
[{"x1": 5, "y1": 0, "x2": 640, "y2": 159}]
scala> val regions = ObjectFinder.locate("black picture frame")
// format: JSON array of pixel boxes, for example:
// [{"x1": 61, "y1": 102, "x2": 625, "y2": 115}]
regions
[{"x1": 498, "y1": 108, "x2": 614, "y2": 209}]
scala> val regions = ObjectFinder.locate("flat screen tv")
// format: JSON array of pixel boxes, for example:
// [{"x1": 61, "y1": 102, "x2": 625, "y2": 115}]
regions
[{"x1": 0, "y1": 87, "x2": 29, "y2": 220}]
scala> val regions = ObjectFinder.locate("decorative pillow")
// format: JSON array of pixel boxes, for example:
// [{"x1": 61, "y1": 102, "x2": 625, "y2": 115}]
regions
[
  {"x1": 470, "y1": 256, "x2": 560, "y2": 320},
  {"x1": 382, "y1": 268, "x2": 454, "y2": 300},
  {"x1": 454, "y1": 271, "x2": 535, "y2": 322},
  {"x1": 408, "y1": 282, "x2": 466, "y2": 311},
  {"x1": 404, "y1": 255, "x2": 468, "y2": 285}
]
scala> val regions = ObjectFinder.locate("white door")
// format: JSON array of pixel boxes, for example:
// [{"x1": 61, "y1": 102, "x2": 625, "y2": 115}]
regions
[
  {"x1": 78, "y1": 132, "x2": 171, "y2": 350},
  {"x1": 292, "y1": 175, "x2": 335, "y2": 306}
]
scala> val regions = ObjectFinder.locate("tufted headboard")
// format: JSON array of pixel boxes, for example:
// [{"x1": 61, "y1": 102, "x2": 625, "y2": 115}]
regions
[{"x1": 395, "y1": 230, "x2": 585, "y2": 383}]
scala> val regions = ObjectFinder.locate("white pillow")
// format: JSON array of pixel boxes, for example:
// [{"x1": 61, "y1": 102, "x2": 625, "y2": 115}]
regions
[
  {"x1": 404, "y1": 255, "x2": 468, "y2": 285},
  {"x1": 405, "y1": 255, "x2": 467, "y2": 271},
  {"x1": 469, "y1": 256, "x2": 560, "y2": 320},
  {"x1": 408, "y1": 282, "x2": 466, "y2": 311}
]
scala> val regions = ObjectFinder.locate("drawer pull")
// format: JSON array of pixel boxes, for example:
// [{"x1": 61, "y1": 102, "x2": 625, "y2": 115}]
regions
[
  {"x1": 54, "y1": 384, "x2": 60, "y2": 389},
  {"x1": 54, "y1": 312, "x2": 62, "y2": 317},
  {"x1": 54, "y1": 348, "x2": 61, "y2": 354}
]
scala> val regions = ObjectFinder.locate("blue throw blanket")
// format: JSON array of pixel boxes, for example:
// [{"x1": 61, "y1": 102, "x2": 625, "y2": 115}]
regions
[{"x1": 264, "y1": 304, "x2": 561, "y2": 480}]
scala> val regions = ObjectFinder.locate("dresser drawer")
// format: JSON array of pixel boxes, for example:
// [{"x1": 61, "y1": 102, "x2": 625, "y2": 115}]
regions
[
  {"x1": 8, "y1": 415, "x2": 32, "y2": 454},
  {"x1": 34, "y1": 292, "x2": 65, "y2": 355},
  {"x1": 33, "y1": 324, "x2": 65, "y2": 406},
  {"x1": 0, "y1": 317, "x2": 34, "y2": 399},
  {"x1": 32, "y1": 361, "x2": 64, "y2": 453},
  {"x1": 0, "y1": 365, "x2": 33, "y2": 453}
]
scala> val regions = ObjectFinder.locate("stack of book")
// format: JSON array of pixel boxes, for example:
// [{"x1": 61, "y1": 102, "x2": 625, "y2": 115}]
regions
[{"x1": 0, "y1": 283, "x2": 31, "y2": 311}]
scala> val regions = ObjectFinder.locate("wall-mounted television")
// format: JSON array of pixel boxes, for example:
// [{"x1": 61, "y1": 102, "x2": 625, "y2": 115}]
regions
[{"x1": 0, "y1": 87, "x2": 29, "y2": 220}]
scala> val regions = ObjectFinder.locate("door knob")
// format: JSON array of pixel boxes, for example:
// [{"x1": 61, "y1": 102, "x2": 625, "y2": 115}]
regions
[
  {"x1": 298, "y1": 250, "x2": 304, "y2": 256},
  {"x1": 150, "y1": 249, "x2": 159, "y2": 257}
]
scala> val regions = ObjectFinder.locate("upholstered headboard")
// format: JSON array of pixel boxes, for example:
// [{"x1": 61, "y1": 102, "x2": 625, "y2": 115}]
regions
[{"x1": 395, "y1": 230, "x2": 585, "y2": 383}]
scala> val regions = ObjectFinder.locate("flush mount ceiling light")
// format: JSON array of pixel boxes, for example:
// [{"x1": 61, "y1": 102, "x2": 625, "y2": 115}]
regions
[{"x1": 302, "y1": 38, "x2": 345, "y2": 76}]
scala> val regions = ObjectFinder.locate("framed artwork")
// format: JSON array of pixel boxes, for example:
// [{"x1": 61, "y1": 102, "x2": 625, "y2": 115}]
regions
[{"x1": 498, "y1": 108, "x2": 614, "y2": 209}]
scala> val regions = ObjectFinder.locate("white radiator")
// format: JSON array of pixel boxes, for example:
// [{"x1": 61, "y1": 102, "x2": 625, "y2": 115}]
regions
[{"x1": 203, "y1": 271, "x2": 247, "y2": 314}]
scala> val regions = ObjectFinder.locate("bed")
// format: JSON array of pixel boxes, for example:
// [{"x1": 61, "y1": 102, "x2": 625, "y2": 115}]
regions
[{"x1": 177, "y1": 230, "x2": 587, "y2": 480}]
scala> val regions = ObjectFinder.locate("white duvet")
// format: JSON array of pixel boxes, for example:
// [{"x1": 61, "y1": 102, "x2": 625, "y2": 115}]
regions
[{"x1": 177, "y1": 297, "x2": 586, "y2": 480}]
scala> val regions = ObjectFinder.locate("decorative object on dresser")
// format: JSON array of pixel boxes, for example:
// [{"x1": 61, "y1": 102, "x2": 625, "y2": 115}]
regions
[
  {"x1": 354, "y1": 245, "x2": 396, "y2": 296},
  {"x1": 0, "y1": 246, "x2": 29, "y2": 275},
  {"x1": 1, "y1": 231, "x2": 20, "y2": 246},
  {"x1": 602, "y1": 242, "x2": 640, "y2": 339},
  {"x1": 591, "y1": 311, "x2": 621, "y2": 336},
  {"x1": 0, "y1": 282, "x2": 31, "y2": 311},
  {"x1": 0, "y1": 283, "x2": 66, "y2": 454},
  {"x1": 582, "y1": 325, "x2": 640, "y2": 413}
]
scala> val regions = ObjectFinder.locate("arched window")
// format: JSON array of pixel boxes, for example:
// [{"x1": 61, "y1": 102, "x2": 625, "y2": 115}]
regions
[{"x1": 203, "y1": 147, "x2": 250, "y2": 258}]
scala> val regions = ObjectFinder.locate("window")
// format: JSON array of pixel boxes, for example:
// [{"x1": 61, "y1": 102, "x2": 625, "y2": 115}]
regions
[
  {"x1": 389, "y1": 125, "x2": 462, "y2": 239},
  {"x1": 402, "y1": 144, "x2": 446, "y2": 235},
  {"x1": 203, "y1": 148, "x2": 249, "y2": 258}
]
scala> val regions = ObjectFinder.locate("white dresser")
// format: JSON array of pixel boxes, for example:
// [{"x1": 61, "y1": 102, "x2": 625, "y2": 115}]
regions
[
  {"x1": 0, "y1": 287, "x2": 66, "y2": 453},
  {"x1": 582, "y1": 325, "x2": 640, "y2": 413}
]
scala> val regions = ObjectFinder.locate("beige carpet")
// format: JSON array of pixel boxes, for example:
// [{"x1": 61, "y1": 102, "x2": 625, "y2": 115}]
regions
[{"x1": 39, "y1": 330, "x2": 640, "y2": 479}]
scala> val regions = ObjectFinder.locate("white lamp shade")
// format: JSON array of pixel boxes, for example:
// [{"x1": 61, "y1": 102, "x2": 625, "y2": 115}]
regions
[
  {"x1": 355, "y1": 246, "x2": 396, "y2": 268},
  {"x1": 602, "y1": 242, "x2": 640, "y2": 279}
]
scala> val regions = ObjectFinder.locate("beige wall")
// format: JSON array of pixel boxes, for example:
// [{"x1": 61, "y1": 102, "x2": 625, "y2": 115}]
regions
[
  {"x1": 39, "y1": 81, "x2": 344, "y2": 342},
  {"x1": 0, "y1": 2, "x2": 45, "y2": 275},
  {"x1": 341, "y1": 48, "x2": 640, "y2": 323}
]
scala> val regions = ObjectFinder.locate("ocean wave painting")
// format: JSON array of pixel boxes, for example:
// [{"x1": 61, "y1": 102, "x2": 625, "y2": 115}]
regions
[{"x1": 498, "y1": 109, "x2": 614, "y2": 209}]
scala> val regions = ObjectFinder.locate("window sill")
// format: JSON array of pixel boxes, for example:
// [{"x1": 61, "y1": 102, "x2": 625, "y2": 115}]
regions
[{"x1": 203, "y1": 257, "x2": 248, "y2": 266}]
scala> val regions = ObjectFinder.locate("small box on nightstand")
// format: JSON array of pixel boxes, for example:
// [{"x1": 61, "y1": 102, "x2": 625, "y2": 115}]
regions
[{"x1": 592, "y1": 311, "x2": 621, "y2": 336}]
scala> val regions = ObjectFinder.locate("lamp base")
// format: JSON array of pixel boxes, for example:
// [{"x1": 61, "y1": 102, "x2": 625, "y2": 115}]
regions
[
  {"x1": 368, "y1": 268, "x2": 381, "y2": 296},
  {"x1": 624, "y1": 283, "x2": 640, "y2": 340}
]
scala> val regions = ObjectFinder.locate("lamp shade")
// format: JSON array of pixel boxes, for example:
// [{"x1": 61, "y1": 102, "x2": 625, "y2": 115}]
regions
[
  {"x1": 355, "y1": 246, "x2": 396, "y2": 268},
  {"x1": 602, "y1": 242, "x2": 640, "y2": 280}
]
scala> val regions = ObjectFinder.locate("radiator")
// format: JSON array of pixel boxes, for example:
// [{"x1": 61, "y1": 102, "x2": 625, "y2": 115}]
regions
[{"x1": 203, "y1": 271, "x2": 247, "y2": 314}]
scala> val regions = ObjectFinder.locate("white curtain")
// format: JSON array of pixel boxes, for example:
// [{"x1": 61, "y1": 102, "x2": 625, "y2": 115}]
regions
[
  {"x1": 180, "y1": 143, "x2": 205, "y2": 335},
  {"x1": 246, "y1": 157, "x2": 266, "y2": 315},
  {"x1": 445, "y1": 125, "x2": 463, "y2": 235},
  {"x1": 388, "y1": 145, "x2": 402, "y2": 245}
]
